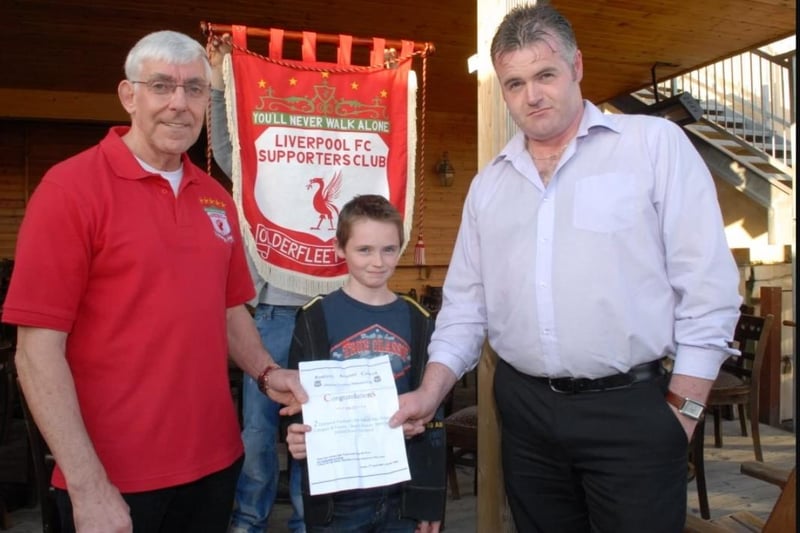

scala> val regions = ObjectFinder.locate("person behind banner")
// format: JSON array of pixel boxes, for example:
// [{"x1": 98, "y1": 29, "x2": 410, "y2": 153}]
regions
[
  {"x1": 3, "y1": 30, "x2": 305, "y2": 533},
  {"x1": 285, "y1": 195, "x2": 446, "y2": 533},
  {"x1": 389, "y1": 3, "x2": 742, "y2": 533},
  {"x1": 208, "y1": 33, "x2": 310, "y2": 533}
]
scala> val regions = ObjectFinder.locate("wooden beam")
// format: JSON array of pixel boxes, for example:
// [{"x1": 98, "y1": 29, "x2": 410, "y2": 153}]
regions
[
  {"x1": 0, "y1": 89, "x2": 128, "y2": 123},
  {"x1": 759, "y1": 286, "x2": 783, "y2": 426}
]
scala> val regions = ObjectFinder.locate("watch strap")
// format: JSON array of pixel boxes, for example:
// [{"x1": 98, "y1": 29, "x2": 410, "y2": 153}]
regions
[{"x1": 665, "y1": 390, "x2": 706, "y2": 419}]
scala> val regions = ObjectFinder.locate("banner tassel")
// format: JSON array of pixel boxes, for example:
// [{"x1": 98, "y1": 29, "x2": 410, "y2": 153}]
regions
[
  {"x1": 414, "y1": 235, "x2": 429, "y2": 279},
  {"x1": 413, "y1": 235, "x2": 426, "y2": 266}
]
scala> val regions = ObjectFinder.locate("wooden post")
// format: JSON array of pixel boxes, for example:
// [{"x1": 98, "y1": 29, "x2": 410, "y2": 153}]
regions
[
  {"x1": 475, "y1": 0, "x2": 520, "y2": 531},
  {"x1": 477, "y1": 344, "x2": 515, "y2": 531},
  {"x1": 759, "y1": 286, "x2": 783, "y2": 426}
]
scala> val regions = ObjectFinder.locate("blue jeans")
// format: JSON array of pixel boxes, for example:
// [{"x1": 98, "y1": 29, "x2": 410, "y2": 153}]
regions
[
  {"x1": 229, "y1": 304, "x2": 305, "y2": 533},
  {"x1": 308, "y1": 487, "x2": 416, "y2": 533}
]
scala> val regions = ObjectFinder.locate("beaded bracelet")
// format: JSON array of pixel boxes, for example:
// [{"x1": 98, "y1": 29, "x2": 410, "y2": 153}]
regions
[{"x1": 257, "y1": 364, "x2": 280, "y2": 395}]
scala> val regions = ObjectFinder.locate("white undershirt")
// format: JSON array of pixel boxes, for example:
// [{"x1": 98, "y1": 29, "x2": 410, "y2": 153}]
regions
[{"x1": 136, "y1": 157, "x2": 184, "y2": 196}]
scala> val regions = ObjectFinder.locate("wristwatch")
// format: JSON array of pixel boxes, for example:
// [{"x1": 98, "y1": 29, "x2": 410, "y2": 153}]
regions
[{"x1": 665, "y1": 390, "x2": 706, "y2": 421}]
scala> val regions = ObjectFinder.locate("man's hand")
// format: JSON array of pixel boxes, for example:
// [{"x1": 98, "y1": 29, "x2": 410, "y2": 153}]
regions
[
  {"x1": 390, "y1": 363, "x2": 459, "y2": 437},
  {"x1": 286, "y1": 423, "x2": 311, "y2": 460},
  {"x1": 206, "y1": 33, "x2": 232, "y2": 90},
  {"x1": 667, "y1": 403, "x2": 700, "y2": 443},
  {"x1": 266, "y1": 368, "x2": 308, "y2": 416},
  {"x1": 70, "y1": 478, "x2": 131, "y2": 533},
  {"x1": 15, "y1": 327, "x2": 131, "y2": 532},
  {"x1": 390, "y1": 390, "x2": 439, "y2": 438}
]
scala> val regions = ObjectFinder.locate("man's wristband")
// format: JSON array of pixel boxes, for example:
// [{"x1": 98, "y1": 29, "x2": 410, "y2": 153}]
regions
[{"x1": 257, "y1": 364, "x2": 280, "y2": 395}]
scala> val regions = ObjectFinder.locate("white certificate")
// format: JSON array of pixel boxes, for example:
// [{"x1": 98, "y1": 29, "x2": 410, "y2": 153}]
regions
[{"x1": 299, "y1": 355, "x2": 411, "y2": 495}]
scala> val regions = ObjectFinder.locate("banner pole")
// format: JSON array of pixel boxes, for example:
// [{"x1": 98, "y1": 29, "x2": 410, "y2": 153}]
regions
[{"x1": 201, "y1": 21, "x2": 434, "y2": 57}]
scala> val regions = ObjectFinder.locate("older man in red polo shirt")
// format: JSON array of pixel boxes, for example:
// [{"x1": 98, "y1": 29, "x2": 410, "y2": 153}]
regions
[{"x1": 3, "y1": 30, "x2": 305, "y2": 533}]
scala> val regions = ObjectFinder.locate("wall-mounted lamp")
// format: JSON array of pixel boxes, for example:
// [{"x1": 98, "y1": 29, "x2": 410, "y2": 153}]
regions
[
  {"x1": 467, "y1": 53, "x2": 479, "y2": 74},
  {"x1": 435, "y1": 151, "x2": 455, "y2": 187}
]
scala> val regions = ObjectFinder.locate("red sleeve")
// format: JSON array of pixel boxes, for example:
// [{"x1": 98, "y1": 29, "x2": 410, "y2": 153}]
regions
[{"x1": 2, "y1": 177, "x2": 93, "y2": 332}]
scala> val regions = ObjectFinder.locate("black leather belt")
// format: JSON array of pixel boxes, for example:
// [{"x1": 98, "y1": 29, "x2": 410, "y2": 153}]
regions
[{"x1": 537, "y1": 360, "x2": 664, "y2": 394}]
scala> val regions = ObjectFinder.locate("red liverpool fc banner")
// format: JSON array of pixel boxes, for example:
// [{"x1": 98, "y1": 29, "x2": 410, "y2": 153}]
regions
[{"x1": 223, "y1": 27, "x2": 417, "y2": 294}]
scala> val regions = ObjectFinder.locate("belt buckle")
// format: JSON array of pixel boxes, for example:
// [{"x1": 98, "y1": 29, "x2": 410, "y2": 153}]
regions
[{"x1": 547, "y1": 378, "x2": 565, "y2": 393}]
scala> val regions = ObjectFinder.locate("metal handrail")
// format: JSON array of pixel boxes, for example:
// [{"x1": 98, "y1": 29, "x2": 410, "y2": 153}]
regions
[{"x1": 647, "y1": 38, "x2": 795, "y2": 169}]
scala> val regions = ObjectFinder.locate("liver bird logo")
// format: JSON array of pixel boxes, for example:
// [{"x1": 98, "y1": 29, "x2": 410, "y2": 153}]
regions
[{"x1": 307, "y1": 170, "x2": 343, "y2": 230}]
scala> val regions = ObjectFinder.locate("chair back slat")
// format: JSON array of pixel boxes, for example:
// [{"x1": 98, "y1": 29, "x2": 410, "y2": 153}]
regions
[{"x1": 724, "y1": 314, "x2": 774, "y2": 381}]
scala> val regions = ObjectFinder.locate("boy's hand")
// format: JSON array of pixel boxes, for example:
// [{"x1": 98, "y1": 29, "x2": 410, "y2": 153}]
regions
[{"x1": 286, "y1": 423, "x2": 311, "y2": 460}]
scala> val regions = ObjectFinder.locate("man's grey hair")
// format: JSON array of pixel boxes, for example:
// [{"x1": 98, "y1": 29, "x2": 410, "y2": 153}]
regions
[
  {"x1": 490, "y1": 3, "x2": 578, "y2": 68},
  {"x1": 124, "y1": 30, "x2": 211, "y2": 81}
]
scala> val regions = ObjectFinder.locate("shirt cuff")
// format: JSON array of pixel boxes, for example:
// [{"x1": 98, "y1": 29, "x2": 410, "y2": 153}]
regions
[
  {"x1": 428, "y1": 351, "x2": 474, "y2": 380},
  {"x1": 671, "y1": 345, "x2": 731, "y2": 380}
]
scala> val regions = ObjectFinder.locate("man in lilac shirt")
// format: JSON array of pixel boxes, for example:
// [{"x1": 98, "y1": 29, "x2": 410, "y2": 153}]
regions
[{"x1": 392, "y1": 4, "x2": 741, "y2": 532}]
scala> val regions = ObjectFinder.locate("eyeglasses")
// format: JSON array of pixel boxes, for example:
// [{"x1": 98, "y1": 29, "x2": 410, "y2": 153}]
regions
[{"x1": 130, "y1": 79, "x2": 210, "y2": 99}]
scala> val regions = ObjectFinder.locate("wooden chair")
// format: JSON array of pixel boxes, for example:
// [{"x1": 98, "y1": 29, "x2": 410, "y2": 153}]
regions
[
  {"x1": 684, "y1": 464, "x2": 795, "y2": 533},
  {"x1": 0, "y1": 343, "x2": 15, "y2": 446},
  {"x1": 0, "y1": 343, "x2": 16, "y2": 531},
  {"x1": 707, "y1": 313, "x2": 774, "y2": 460},
  {"x1": 689, "y1": 416, "x2": 711, "y2": 519},
  {"x1": 689, "y1": 314, "x2": 775, "y2": 519},
  {"x1": 444, "y1": 404, "x2": 477, "y2": 500},
  {"x1": 443, "y1": 367, "x2": 479, "y2": 500},
  {"x1": 17, "y1": 380, "x2": 61, "y2": 533}
]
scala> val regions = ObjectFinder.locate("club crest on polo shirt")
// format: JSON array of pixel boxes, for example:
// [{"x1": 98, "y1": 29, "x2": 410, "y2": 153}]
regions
[{"x1": 200, "y1": 197, "x2": 234, "y2": 243}]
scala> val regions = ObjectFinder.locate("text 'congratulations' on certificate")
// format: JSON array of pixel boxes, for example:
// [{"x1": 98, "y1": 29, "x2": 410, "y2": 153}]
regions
[{"x1": 299, "y1": 355, "x2": 411, "y2": 495}]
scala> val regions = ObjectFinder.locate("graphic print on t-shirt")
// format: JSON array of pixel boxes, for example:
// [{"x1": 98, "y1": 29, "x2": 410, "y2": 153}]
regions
[{"x1": 330, "y1": 324, "x2": 411, "y2": 380}]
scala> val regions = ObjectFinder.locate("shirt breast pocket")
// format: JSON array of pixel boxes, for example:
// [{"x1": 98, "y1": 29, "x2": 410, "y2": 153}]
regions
[{"x1": 572, "y1": 172, "x2": 638, "y2": 233}]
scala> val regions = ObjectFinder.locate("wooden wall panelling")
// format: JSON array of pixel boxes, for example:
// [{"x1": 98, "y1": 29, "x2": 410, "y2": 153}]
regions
[
  {"x1": 0, "y1": 1, "x2": 478, "y2": 116},
  {"x1": 0, "y1": 121, "x2": 113, "y2": 258},
  {"x1": 392, "y1": 109, "x2": 477, "y2": 296},
  {"x1": 0, "y1": 123, "x2": 28, "y2": 259}
]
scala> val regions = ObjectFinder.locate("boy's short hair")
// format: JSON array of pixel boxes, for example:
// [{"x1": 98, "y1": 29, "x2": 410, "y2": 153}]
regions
[{"x1": 336, "y1": 194, "x2": 403, "y2": 248}]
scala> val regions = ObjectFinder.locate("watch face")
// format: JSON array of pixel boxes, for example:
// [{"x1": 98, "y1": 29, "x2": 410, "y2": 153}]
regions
[{"x1": 682, "y1": 400, "x2": 705, "y2": 419}]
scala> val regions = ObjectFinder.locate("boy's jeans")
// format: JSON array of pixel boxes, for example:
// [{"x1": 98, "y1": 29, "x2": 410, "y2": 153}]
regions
[{"x1": 307, "y1": 486, "x2": 416, "y2": 532}]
